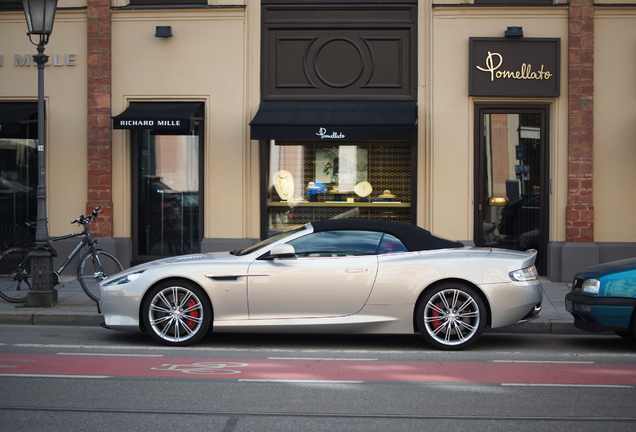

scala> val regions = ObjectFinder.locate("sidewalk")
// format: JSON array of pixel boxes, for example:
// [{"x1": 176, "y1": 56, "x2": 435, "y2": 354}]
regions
[
  {"x1": 0, "y1": 276, "x2": 583, "y2": 334},
  {"x1": 0, "y1": 276, "x2": 103, "y2": 327}
]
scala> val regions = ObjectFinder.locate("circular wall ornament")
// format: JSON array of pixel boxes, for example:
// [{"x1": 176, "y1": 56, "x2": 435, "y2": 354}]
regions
[{"x1": 314, "y1": 37, "x2": 364, "y2": 88}]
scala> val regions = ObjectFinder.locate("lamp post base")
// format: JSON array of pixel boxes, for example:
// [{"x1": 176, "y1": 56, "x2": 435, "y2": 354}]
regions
[{"x1": 27, "y1": 249, "x2": 58, "y2": 307}]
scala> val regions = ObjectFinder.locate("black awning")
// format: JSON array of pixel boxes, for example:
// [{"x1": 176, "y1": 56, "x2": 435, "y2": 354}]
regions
[
  {"x1": 0, "y1": 103, "x2": 38, "y2": 138},
  {"x1": 250, "y1": 102, "x2": 417, "y2": 141},
  {"x1": 112, "y1": 102, "x2": 202, "y2": 132}
]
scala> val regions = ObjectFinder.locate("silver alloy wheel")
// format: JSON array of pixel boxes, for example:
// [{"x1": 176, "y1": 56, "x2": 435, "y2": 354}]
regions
[
  {"x1": 148, "y1": 286, "x2": 204, "y2": 343},
  {"x1": 423, "y1": 288, "x2": 481, "y2": 346}
]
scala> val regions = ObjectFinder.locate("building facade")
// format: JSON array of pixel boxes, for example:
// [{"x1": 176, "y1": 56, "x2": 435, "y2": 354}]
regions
[{"x1": 1, "y1": 0, "x2": 635, "y2": 281}]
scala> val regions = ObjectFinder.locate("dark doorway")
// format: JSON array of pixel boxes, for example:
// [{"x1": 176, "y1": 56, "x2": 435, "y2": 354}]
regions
[
  {"x1": 130, "y1": 106, "x2": 204, "y2": 263},
  {"x1": 474, "y1": 105, "x2": 549, "y2": 275}
]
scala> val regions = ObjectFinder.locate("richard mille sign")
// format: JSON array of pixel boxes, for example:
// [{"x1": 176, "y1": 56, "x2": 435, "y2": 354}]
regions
[
  {"x1": 0, "y1": 54, "x2": 77, "y2": 67},
  {"x1": 469, "y1": 38, "x2": 560, "y2": 97}
]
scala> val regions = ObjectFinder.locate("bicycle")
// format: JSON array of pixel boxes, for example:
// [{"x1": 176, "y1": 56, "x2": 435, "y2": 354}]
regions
[{"x1": 0, "y1": 206, "x2": 124, "y2": 303}]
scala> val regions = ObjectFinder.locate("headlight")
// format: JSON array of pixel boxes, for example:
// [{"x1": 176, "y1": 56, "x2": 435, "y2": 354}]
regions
[
  {"x1": 106, "y1": 270, "x2": 145, "y2": 286},
  {"x1": 509, "y1": 265, "x2": 538, "y2": 282},
  {"x1": 581, "y1": 278, "x2": 600, "y2": 294}
]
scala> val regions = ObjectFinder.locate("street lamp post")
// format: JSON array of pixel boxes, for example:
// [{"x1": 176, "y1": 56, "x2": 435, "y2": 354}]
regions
[{"x1": 22, "y1": 0, "x2": 58, "y2": 307}]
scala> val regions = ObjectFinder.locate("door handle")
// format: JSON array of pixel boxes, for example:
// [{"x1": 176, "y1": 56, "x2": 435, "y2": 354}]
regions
[{"x1": 488, "y1": 197, "x2": 509, "y2": 206}]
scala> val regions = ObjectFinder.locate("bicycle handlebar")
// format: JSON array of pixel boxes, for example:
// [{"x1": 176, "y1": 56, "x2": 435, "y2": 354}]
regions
[{"x1": 70, "y1": 206, "x2": 102, "y2": 226}]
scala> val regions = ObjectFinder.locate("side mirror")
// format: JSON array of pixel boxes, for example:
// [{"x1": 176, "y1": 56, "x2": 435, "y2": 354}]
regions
[{"x1": 270, "y1": 244, "x2": 296, "y2": 259}]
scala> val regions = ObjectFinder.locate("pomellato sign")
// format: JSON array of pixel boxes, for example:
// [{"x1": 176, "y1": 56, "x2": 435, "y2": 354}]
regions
[
  {"x1": 316, "y1": 127, "x2": 345, "y2": 139},
  {"x1": 469, "y1": 38, "x2": 560, "y2": 97}
]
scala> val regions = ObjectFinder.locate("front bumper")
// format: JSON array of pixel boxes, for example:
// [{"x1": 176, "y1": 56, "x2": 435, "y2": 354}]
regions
[{"x1": 565, "y1": 292, "x2": 636, "y2": 332}]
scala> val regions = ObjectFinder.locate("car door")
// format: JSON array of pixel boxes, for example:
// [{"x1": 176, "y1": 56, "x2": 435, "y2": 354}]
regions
[{"x1": 246, "y1": 230, "x2": 381, "y2": 319}]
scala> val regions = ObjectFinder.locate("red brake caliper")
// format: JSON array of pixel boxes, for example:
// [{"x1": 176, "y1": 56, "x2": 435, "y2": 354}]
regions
[
  {"x1": 187, "y1": 298, "x2": 198, "y2": 330},
  {"x1": 431, "y1": 302, "x2": 441, "y2": 329}
]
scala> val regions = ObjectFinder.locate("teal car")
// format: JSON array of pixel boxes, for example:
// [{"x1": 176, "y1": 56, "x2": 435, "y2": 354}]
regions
[{"x1": 566, "y1": 257, "x2": 636, "y2": 339}]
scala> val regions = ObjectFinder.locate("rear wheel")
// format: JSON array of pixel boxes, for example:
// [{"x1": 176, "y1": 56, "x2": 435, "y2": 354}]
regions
[
  {"x1": 142, "y1": 280, "x2": 212, "y2": 346},
  {"x1": 416, "y1": 283, "x2": 487, "y2": 350},
  {"x1": 78, "y1": 251, "x2": 124, "y2": 302},
  {"x1": 0, "y1": 247, "x2": 32, "y2": 303}
]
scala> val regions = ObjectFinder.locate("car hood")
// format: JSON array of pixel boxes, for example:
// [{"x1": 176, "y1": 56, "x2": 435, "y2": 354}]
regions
[
  {"x1": 124, "y1": 252, "x2": 235, "y2": 273},
  {"x1": 576, "y1": 256, "x2": 636, "y2": 279}
]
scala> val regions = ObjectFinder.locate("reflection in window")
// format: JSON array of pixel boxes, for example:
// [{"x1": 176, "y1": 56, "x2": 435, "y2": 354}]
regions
[
  {"x1": 0, "y1": 138, "x2": 37, "y2": 230},
  {"x1": 128, "y1": 0, "x2": 206, "y2": 5},
  {"x1": 135, "y1": 130, "x2": 202, "y2": 258},
  {"x1": 474, "y1": 0, "x2": 552, "y2": 4},
  {"x1": 288, "y1": 231, "x2": 383, "y2": 256},
  {"x1": 482, "y1": 113, "x2": 542, "y2": 251},
  {"x1": 0, "y1": 102, "x2": 38, "y2": 242},
  {"x1": 377, "y1": 234, "x2": 408, "y2": 254}
]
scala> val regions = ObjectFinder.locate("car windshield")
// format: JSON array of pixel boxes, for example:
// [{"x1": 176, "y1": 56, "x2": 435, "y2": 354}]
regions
[{"x1": 234, "y1": 225, "x2": 307, "y2": 256}]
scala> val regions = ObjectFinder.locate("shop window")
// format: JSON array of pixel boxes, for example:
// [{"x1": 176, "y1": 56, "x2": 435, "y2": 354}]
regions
[
  {"x1": 128, "y1": 0, "x2": 206, "y2": 5},
  {"x1": 0, "y1": 1, "x2": 23, "y2": 11},
  {"x1": 0, "y1": 102, "x2": 38, "y2": 246},
  {"x1": 474, "y1": 0, "x2": 553, "y2": 4},
  {"x1": 266, "y1": 141, "x2": 412, "y2": 238}
]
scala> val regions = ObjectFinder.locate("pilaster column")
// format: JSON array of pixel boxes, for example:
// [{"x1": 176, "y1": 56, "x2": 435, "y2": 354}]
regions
[
  {"x1": 567, "y1": 0, "x2": 594, "y2": 242},
  {"x1": 86, "y1": 0, "x2": 113, "y2": 235}
]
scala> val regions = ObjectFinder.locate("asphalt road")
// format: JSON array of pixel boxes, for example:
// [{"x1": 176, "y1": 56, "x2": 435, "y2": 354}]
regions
[{"x1": 1, "y1": 326, "x2": 635, "y2": 432}]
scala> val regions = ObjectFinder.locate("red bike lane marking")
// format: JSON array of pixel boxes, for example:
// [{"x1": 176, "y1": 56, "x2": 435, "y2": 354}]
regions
[{"x1": 1, "y1": 354, "x2": 635, "y2": 385}]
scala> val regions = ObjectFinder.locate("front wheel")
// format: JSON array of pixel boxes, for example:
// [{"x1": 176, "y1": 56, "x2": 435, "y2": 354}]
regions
[
  {"x1": 0, "y1": 247, "x2": 32, "y2": 303},
  {"x1": 416, "y1": 283, "x2": 487, "y2": 350},
  {"x1": 78, "y1": 251, "x2": 124, "y2": 302},
  {"x1": 142, "y1": 281, "x2": 212, "y2": 346}
]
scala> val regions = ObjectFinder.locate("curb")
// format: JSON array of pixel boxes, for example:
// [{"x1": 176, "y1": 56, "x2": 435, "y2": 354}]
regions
[
  {"x1": 0, "y1": 312, "x2": 581, "y2": 334},
  {"x1": 0, "y1": 312, "x2": 103, "y2": 327},
  {"x1": 485, "y1": 320, "x2": 585, "y2": 335}
]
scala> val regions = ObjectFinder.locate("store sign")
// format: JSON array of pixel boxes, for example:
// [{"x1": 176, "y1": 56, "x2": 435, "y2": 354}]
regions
[
  {"x1": 114, "y1": 119, "x2": 182, "y2": 129},
  {"x1": 0, "y1": 54, "x2": 77, "y2": 67},
  {"x1": 316, "y1": 127, "x2": 345, "y2": 139},
  {"x1": 469, "y1": 38, "x2": 560, "y2": 97}
]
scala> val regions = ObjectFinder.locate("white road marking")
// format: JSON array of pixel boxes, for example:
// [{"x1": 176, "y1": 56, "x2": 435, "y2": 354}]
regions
[
  {"x1": 239, "y1": 379, "x2": 364, "y2": 384},
  {"x1": 0, "y1": 359, "x2": 36, "y2": 362},
  {"x1": 502, "y1": 383, "x2": 633, "y2": 389},
  {"x1": 0, "y1": 373, "x2": 110, "y2": 379},
  {"x1": 494, "y1": 360, "x2": 595, "y2": 364},
  {"x1": 267, "y1": 357, "x2": 377, "y2": 361},
  {"x1": 56, "y1": 352, "x2": 163, "y2": 357}
]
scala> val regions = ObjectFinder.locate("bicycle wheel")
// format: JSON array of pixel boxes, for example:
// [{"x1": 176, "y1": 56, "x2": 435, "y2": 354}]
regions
[
  {"x1": 78, "y1": 251, "x2": 123, "y2": 302},
  {"x1": 0, "y1": 247, "x2": 32, "y2": 303}
]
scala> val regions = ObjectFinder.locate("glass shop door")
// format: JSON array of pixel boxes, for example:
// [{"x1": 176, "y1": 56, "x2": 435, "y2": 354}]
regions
[
  {"x1": 475, "y1": 106, "x2": 549, "y2": 274},
  {"x1": 132, "y1": 125, "x2": 203, "y2": 262}
]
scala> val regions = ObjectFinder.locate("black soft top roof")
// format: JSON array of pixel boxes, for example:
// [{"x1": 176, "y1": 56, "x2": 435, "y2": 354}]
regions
[{"x1": 310, "y1": 219, "x2": 464, "y2": 252}]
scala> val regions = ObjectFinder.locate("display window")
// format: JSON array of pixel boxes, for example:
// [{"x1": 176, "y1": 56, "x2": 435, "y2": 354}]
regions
[
  {"x1": 265, "y1": 140, "x2": 413, "y2": 238},
  {"x1": 0, "y1": 102, "x2": 38, "y2": 246}
]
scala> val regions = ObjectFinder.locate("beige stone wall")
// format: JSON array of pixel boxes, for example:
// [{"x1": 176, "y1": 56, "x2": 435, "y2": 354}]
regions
[
  {"x1": 0, "y1": 9, "x2": 88, "y2": 236},
  {"x1": 110, "y1": 6, "x2": 258, "y2": 240},
  {"x1": 593, "y1": 7, "x2": 636, "y2": 242},
  {"x1": 4, "y1": 0, "x2": 635, "y2": 248},
  {"x1": 425, "y1": 6, "x2": 570, "y2": 243}
]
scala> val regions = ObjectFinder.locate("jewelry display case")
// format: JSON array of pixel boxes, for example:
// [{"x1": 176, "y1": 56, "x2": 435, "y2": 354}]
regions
[{"x1": 267, "y1": 141, "x2": 412, "y2": 236}]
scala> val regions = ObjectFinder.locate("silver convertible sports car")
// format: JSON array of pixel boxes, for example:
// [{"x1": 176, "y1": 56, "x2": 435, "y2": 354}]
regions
[{"x1": 100, "y1": 219, "x2": 543, "y2": 350}]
